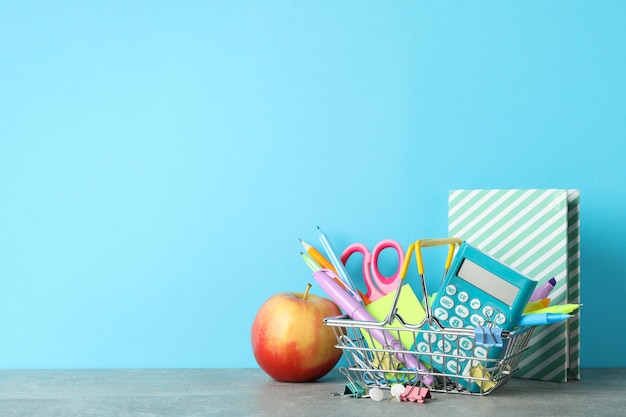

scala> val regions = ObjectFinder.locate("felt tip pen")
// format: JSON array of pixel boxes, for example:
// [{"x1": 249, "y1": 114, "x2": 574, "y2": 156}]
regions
[
  {"x1": 300, "y1": 252, "x2": 322, "y2": 272},
  {"x1": 313, "y1": 268, "x2": 435, "y2": 386},
  {"x1": 518, "y1": 313, "x2": 572, "y2": 327},
  {"x1": 529, "y1": 277, "x2": 557, "y2": 302},
  {"x1": 530, "y1": 304, "x2": 583, "y2": 315}
]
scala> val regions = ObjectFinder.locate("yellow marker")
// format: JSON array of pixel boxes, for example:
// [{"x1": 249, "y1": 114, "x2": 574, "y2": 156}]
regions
[
  {"x1": 523, "y1": 298, "x2": 551, "y2": 314},
  {"x1": 531, "y1": 304, "x2": 583, "y2": 315}
]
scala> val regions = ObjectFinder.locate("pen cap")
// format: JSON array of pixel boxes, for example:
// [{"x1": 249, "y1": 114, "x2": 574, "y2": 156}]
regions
[
  {"x1": 313, "y1": 269, "x2": 362, "y2": 317},
  {"x1": 529, "y1": 277, "x2": 557, "y2": 302}
]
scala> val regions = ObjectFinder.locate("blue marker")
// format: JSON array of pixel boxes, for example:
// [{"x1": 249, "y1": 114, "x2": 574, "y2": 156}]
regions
[{"x1": 518, "y1": 313, "x2": 572, "y2": 327}]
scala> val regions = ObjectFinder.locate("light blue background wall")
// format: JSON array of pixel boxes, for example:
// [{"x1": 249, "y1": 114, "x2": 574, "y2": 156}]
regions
[{"x1": 1, "y1": 1, "x2": 624, "y2": 369}]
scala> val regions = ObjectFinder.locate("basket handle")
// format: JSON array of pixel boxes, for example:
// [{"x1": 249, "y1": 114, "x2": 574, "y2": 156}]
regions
[
  {"x1": 400, "y1": 238, "x2": 462, "y2": 325},
  {"x1": 401, "y1": 238, "x2": 463, "y2": 277}
]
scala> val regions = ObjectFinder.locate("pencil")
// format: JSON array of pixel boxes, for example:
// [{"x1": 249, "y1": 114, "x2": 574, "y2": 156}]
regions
[{"x1": 299, "y1": 239, "x2": 337, "y2": 273}]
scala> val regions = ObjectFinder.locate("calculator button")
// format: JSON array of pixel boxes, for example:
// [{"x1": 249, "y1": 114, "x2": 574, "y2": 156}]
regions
[
  {"x1": 459, "y1": 337, "x2": 474, "y2": 351},
  {"x1": 494, "y1": 313, "x2": 507, "y2": 325},
  {"x1": 470, "y1": 314, "x2": 485, "y2": 326},
  {"x1": 474, "y1": 346, "x2": 488, "y2": 359},
  {"x1": 482, "y1": 306, "x2": 495, "y2": 318},
  {"x1": 437, "y1": 340, "x2": 453, "y2": 353},
  {"x1": 446, "y1": 359, "x2": 460, "y2": 374},
  {"x1": 460, "y1": 361, "x2": 474, "y2": 379},
  {"x1": 445, "y1": 284, "x2": 457, "y2": 296},
  {"x1": 455, "y1": 305, "x2": 470, "y2": 318},
  {"x1": 458, "y1": 291, "x2": 469, "y2": 303},
  {"x1": 455, "y1": 348, "x2": 468, "y2": 361},
  {"x1": 445, "y1": 333, "x2": 458, "y2": 342},
  {"x1": 449, "y1": 317, "x2": 464, "y2": 328},
  {"x1": 440, "y1": 296, "x2": 455, "y2": 309},
  {"x1": 424, "y1": 332, "x2": 438, "y2": 344},
  {"x1": 416, "y1": 342, "x2": 430, "y2": 353},
  {"x1": 434, "y1": 308, "x2": 449, "y2": 321},
  {"x1": 470, "y1": 298, "x2": 482, "y2": 310}
]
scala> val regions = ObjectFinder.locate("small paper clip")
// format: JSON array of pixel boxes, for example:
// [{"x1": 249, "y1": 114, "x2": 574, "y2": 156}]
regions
[
  {"x1": 400, "y1": 386, "x2": 431, "y2": 404},
  {"x1": 475, "y1": 326, "x2": 503, "y2": 347},
  {"x1": 335, "y1": 367, "x2": 367, "y2": 398},
  {"x1": 343, "y1": 381, "x2": 367, "y2": 398}
]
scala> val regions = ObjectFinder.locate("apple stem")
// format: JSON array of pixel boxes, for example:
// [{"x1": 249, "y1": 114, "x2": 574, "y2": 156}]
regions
[{"x1": 303, "y1": 283, "x2": 312, "y2": 301}]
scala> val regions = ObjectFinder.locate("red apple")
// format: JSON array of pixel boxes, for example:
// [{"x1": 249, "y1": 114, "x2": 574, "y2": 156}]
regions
[{"x1": 251, "y1": 284, "x2": 343, "y2": 382}]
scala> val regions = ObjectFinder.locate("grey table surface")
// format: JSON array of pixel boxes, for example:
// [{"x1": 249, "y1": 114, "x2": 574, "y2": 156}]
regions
[{"x1": 0, "y1": 368, "x2": 620, "y2": 417}]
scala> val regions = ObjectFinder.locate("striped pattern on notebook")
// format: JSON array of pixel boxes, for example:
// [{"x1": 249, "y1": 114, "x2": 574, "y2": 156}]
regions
[
  {"x1": 566, "y1": 190, "x2": 580, "y2": 380},
  {"x1": 448, "y1": 189, "x2": 579, "y2": 382}
]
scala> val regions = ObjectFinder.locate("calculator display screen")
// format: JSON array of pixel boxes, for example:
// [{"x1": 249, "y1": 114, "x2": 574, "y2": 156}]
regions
[{"x1": 456, "y1": 258, "x2": 519, "y2": 306}]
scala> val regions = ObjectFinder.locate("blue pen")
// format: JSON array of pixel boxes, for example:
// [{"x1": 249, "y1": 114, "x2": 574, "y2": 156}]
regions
[
  {"x1": 316, "y1": 226, "x2": 362, "y2": 302},
  {"x1": 518, "y1": 313, "x2": 572, "y2": 327}
]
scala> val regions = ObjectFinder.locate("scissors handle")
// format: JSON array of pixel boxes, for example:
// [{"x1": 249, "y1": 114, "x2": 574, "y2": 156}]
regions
[
  {"x1": 341, "y1": 240, "x2": 405, "y2": 302},
  {"x1": 370, "y1": 239, "x2": 404, "y2": 295},
  {"x1": 341, "y1": 243, "x2": 385, "y2": 301}
]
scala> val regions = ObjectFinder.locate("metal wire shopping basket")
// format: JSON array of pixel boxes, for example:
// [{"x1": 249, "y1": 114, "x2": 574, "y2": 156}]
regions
[{"x1": 324, "y1": 238, "x2": 535, "y2": 396}]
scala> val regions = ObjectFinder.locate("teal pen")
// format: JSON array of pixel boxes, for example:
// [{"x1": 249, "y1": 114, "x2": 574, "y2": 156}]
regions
[{"x1": 518, "y1": 313, "x2": 572, "y2": 327}]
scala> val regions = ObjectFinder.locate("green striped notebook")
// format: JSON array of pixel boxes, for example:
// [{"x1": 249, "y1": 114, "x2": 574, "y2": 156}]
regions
[{"x1": 448, "y1": 189, "x2": 580, "y2": 382}]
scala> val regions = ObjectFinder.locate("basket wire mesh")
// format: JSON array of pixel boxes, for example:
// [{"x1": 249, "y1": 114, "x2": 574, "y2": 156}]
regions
[{"x1": 324, "y1": 238, "x2": 535, "y2": 396}]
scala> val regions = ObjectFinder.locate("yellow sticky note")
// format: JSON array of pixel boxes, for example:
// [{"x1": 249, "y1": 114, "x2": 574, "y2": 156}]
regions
[
  {"x1": 470, "y1": 364, "x2": 497, "y2": 392},
  {"x1": 360, "y1": 284, "x2": 426, "y2": 351}
]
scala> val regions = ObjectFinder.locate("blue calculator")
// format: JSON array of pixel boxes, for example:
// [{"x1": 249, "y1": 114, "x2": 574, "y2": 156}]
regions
[{"x1": 415, "y1": 242, "x2": 536, "y2": 391}]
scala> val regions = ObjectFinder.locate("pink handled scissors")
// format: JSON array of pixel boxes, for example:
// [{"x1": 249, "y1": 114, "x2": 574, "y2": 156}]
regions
[{"x1": 340, "y1": 239, "x2": 405, "y2": 302}]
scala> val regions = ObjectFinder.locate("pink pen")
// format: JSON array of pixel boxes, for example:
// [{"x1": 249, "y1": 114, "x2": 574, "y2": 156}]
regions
[{"x1": 313, "y1": 269, "x2": 435, "y2": 386}]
